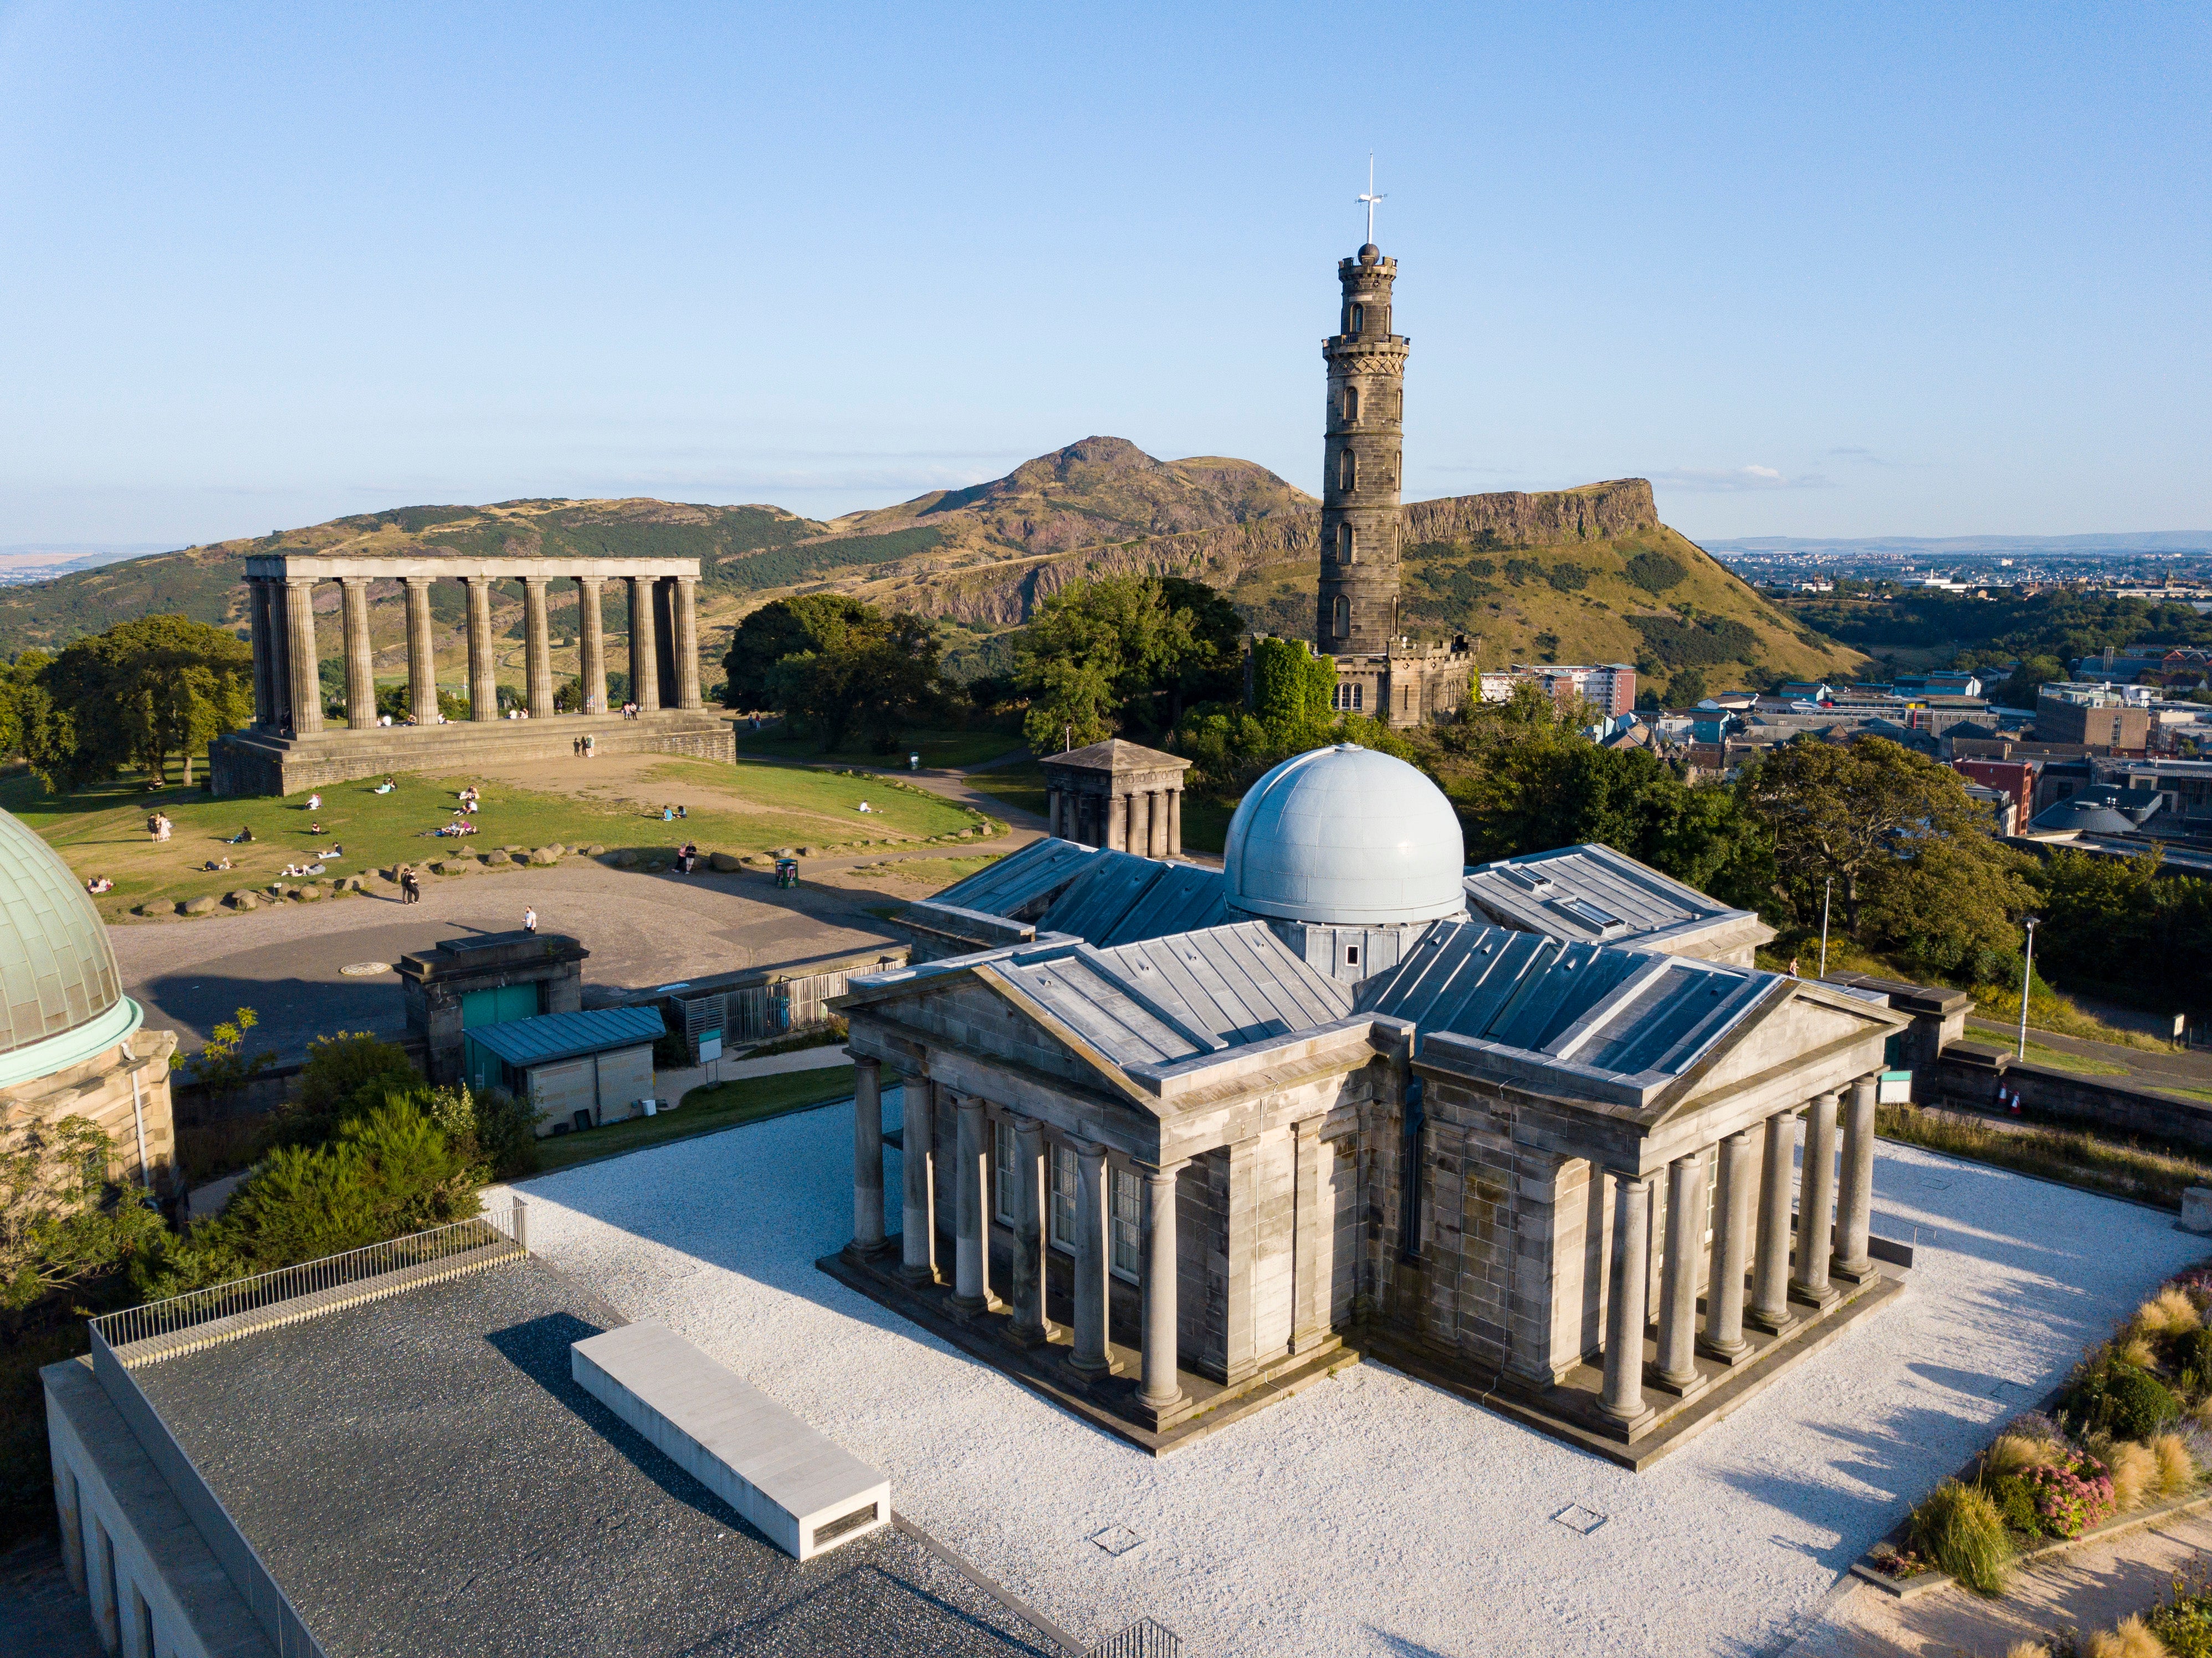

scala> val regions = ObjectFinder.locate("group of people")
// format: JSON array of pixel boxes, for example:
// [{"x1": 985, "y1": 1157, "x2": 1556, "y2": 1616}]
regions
[
  {"x1": 571, "y1": 735, "x2": 597, "y2": 758},
  {"x1": 84, "y1": 876, "x2": 112, "y2": 894},
  {"x1": 145, "y1": 812, "x2": 173, "y2": 843},
  {"x1": 619, "y1": 701, "x2": 644, "y2": 719},
  {"x1": 659, "y1": 804, "x2": 688, "y2": 822},
  {"x1": 673, "y1": 842, "x2": 700, "y2": 874}
]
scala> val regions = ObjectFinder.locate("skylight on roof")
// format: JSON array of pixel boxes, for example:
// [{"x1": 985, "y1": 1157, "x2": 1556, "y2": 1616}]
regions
[
  {"x1": 1498, "y1": 866, "x2": 1556, "y2": 895},
  {"x1": 1552, "y1": 895, "x2": 1625, "y2": 933}
]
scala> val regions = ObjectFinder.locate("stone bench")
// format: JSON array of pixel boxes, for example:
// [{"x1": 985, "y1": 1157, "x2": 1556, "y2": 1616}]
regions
[{"x1": 570, "y1": 1321, "x2": 889, "y2": 1560}]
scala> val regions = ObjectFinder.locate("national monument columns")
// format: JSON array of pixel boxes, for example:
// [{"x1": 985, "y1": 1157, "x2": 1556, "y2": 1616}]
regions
[{"x1": 213, "y1": 552, "x2": 731, "y2": 797}]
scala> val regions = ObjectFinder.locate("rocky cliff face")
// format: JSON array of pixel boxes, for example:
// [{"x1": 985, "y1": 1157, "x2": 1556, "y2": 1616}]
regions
[{"x1": 854, "y1": 478, "x2": 1660, "y2": 626}]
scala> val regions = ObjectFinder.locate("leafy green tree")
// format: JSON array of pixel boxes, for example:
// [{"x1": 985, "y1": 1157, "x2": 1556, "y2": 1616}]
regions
[
  {"x1": 267, "y1": 1031, "x2": 419, "y2": 1150},
  {"x1": 1734, "y1": 735, "x2": 2032, "y2": 971},
  {"x1": 721, "y1": 595, "x2": 877, "y2": 712},
  {"x1": 766, "y1": 609, "x2": 944, "y2": 753},
  {"x1": 0, "y1": 1115, "x2": 166, "y2": 1320},
  {"x1": 1625, "y1": 550, "x2": 1688, "y2": 594},
  {"x1": 1014, "y1": 575, "x2": 1241, "y2": 751},
  {"x1": 375, "y1": 680, "x2": 470, "y2": 722},
  {"x1": 28, "y1": 616, "x2": 252, "y2": 792},
  {"x1": 1248, "y1": 636, "x2": 1336, "y2": 729},
  {"x1": 181, "y1": 1008, "x2": 278, "y2": 1115},
  {"x1": 1990, "y1": 653, "x2": 2065, "y2": 709},
  {"x1": 2026, "y1": 847, "x2": 2212, "y2": 1011}
]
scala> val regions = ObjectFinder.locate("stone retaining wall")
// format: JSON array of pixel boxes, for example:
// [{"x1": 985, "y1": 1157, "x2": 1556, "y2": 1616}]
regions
[{"x1": 1934, "y1": 1045, "x2": 2212, "y2": 1154}]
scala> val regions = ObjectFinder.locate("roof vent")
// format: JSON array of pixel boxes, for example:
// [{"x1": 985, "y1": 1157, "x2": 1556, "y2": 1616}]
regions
[{"x1": 1499, "y1": 866, "x2": 1556, "y2": 895}]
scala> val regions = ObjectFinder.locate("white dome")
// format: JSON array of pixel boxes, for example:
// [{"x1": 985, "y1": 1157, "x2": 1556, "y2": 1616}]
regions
[{"x1": 1223, "y1": 745, "x2": 1467, "y2": 927}]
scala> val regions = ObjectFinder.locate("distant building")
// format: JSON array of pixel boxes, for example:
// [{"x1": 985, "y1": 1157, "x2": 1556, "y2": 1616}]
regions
[
  {"x1": 1478, "y1": 662, "x2": 1636, "y2": 717},
  {"x1": 2036, "y1": 684, "x2": 2153, "y2": 751}
]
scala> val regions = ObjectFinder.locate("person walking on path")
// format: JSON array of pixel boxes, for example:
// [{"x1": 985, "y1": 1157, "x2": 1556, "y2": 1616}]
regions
[
  {"x1": 523, "y1": 905, "x2": 537, "y2": 934},
  {"x1": 401, "y1": 868, "x2": 420, "y2": 904}
]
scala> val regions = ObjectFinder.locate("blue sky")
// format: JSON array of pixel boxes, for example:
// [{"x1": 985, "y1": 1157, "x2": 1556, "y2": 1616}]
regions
[{"x1": 2, "y1": 2, "x2": 2206, "y2": 547}]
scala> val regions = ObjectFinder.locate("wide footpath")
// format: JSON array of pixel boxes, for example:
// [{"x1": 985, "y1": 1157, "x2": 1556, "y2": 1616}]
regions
[{"x1": 493, "y1": 1092, "x2": 2208, "y2": 1658}]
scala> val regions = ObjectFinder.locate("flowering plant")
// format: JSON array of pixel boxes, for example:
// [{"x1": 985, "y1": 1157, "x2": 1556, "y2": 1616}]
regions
[{"x1": 2025, "y1": 1453, "x2": 2116, "y2": 1538}]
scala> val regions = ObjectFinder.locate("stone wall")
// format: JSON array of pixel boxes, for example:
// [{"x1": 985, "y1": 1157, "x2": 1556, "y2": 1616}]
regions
[
  {"x1": 1934, "y1": 1047, "x2": 2212, "y2": 1154},
  {"x1": 1, "y1": 1028, "x2": 178, "y2": 1195}
]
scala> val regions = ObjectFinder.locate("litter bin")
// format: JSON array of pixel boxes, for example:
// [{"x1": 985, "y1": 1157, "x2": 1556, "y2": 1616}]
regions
[{"x1": 908, "y1": 752, "x2": 920, "y2": 771}]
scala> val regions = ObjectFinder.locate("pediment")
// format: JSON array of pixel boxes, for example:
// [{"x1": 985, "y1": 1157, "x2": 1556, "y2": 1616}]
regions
[{"x1": 1651, "y1": 983, "x2": 1906, "y2": 1125}]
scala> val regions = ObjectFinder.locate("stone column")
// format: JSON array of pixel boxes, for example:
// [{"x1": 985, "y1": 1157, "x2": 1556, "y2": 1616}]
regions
[
  {"x1": 404, "y1": 577, "x2": 439, "y2": 726},
  {"x1": 1150, "y1": 791, "x2": 1170, "y2": 857},
  {"x1": 283, "y1": 579, "x2": 322, "y2": 736},
  {"x1": 1747, "y1": 1108, "x2": 1800, "y2": 1333},
  {"x1": 1700, "y1": 1130, "x2": 1755, "y2": 1363},
  {"x1": 900, "y1": 1081, "x2": 936, "y2": 1284},
  {"x1": 267, "y1": 580, "x2": 294, "y2": 733},
  {"x1": 1792, "y1": 1091, "x2": 1841, "y2": 1309},
  {"x1": 951, "y1": 1094, "x2": 989, "y2": 1311},
  {"x1": 576, "y1": 577, "x2": 607, "y2": 714},
  {"x1": 1597, "y1": 1173, "x2": 1655, "y2": 1431},
  {"x1": 1010, "y1": 1115, "x2": 1051, "y2": 1344},
  {"x1": 1653, "y1": 1152, "x2": 1708, "y2": 1394},
  {"x1": 629, "y1": 575, "x2": 660, "y2": 713},
  {"x1": 1069, "y1": 1139, "x2": 1112, "y2": 1375},
  {"x1": 341, "y1": 577, "x2": 376, "y2": 728},
  {"x1": 673, "y1": 576, "x2": 702, "y2": 710},
  {"x1": 248, "y1": 578, "x2": 275, "y2": 727},
  {"x1": 1127, "y1": 790, "x2": 1150, "y2": 859},
  {"x1": 849, "y1": 1056, "x2": 885, "y2": 1256},
  {"x1": 1832, "y1": 1072, "x2": 1881, "y2": 1282},
  {"x1": 1138, "y1": 1160, "x2": 1186, "y2": 1413},
  {"x1": 1044, "y1": 787, "x2": 1061, "y2": 838},
  {"x1": 465, "y1": 576, "x2": 498, "y2": 721},
  {"x1": 1108, "y1": 791, "x2": 1128, "y2": 852},
  {"x1": 524, "y1": 577, "x2": 555, "y2": 718},
  {"x1": 1168, "y1": 787, "x2": 1183, "y2": 857}
]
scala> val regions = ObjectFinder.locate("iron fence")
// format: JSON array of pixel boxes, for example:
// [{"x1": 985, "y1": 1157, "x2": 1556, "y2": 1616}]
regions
[
  {"x1": 92, "y1": 1199, "x2": 526, "y2": 1353},
  {"x1": 1085, "y1": 1619, "x2": 1182, "y2": 1658}
]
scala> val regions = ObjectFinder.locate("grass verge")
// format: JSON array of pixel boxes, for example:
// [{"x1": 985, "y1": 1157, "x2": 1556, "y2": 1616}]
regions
[
  {"x1": 1877, "y1": 1102, "x2": 2212, "y2": 1211},
  {"x1": 968, "y1": 761, "x2": 1046, "y2": 820},
  {"x1": 531, "y1": 1065, "x2": 857, "y2": 1174},
  {"x1": 733, "y1": 723, "x2": 1023, "y2": 770}
]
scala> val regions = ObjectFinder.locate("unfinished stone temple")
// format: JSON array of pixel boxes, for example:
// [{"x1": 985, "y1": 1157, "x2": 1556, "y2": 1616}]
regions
[
  {"x1": 208, "y1": 552, "x2": 734, "y2": 796},
  {"x1": 826, "y1": 743, "x2": 1909, "y2": 1463}
]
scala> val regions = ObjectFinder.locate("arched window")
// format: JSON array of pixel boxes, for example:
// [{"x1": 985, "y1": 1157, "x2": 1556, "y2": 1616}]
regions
[
  {"x1": 1332, "y1": 594, "x2": 1350, "y2": 636},
  {"x1": 1340, "y1": 524, "x2": 1356, "y2": 564},
  {"x1": 1342, "y1": 386, "x2": 1359, "y2": 423},
  {"x1": 1338, "y1": 449, "x2": 1355, "y2": 492},
  {"x1": 1350, "y1": 303, "x2": 1365, "y2": 332}
]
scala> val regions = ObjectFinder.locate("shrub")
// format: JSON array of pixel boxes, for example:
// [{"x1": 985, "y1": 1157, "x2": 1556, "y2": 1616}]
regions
[
  {"x1": 1986, "y1": 1432, "x2": 2059, "y2": 1480},
  {"x1": 2141, "y1": 1287, "x2": 2203, "y2": 1335},
  {"x1": 2150, "y1": 1568, "x2": 2212, "y2": 1658},
  {"x1": 1985, "y1": 1473, "x2": 2044, "y2": 1536},
  {"x1": 2085, "y1": 1615, "x2": 2169, "y2": 1658},
  {"x1": 2025, "y1": 1453, "x2": 2117, "y2": 1538},
  {"x1": 2107, "y1": 1438, "x2": 2158, "y2": 1511},
  {"x1": 2005, "y1": 1411, "x2": 2067, "y2": 1445},
  {"x1": 272, "y1": 1032, "x2": 418, "y2": 1149},
  {"x1": 1624, "y1": 550, "x2": 1689, "y2": 594},
  {"x1": 2121, "y1": 1334, "x2": 2162, "y2": 1372},
  {"x1": 2174, "y1": 1329, "x2": 2212, "y2": 1395},
  {"x1": 1909, "y1": 1478, "x2": 2013, "y2": 1595},
  {"x1": 2155, "y1": 1431, "x2": 2199, "y2": 1498},
  {"x1": 2070, "y1": 1363, "x2": 2182, "y2": 1440},
  {"x1": 470, "y1": 1088, "x2": 541, "y2": 1181}
]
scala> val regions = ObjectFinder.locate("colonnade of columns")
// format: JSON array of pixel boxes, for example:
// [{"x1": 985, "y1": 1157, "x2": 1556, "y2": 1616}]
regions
[
  {"x1": 853, "y1": 1057, "x2": 1185, "y2": 1414},
  {"x1": 1597, "y1": 1072, "x2": 1881, "y2": 1432},
  {"x1": 1044, "y1": 783, "x2": 1184, "y2": 857},
  {"x1": 243, "y1": 570, "x2": 704, "y2": 736}
]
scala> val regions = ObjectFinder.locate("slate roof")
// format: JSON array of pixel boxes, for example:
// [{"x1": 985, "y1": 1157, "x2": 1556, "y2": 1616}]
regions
[
  {"x1": 464, "y1": 1004, "x2": 665, "y2": 1068},
  {"x1": 928, "y1": 836, "x2": 1100, "y2": 920},
  {"x1": 1037, "y1": 737, "x2": 1190, "y2": 775},
  {"x1": 1461, "y1": 843, "x2": 1760, "y2": 950},
  {"x1": 1360, "y1": 920, "x2": 1775, "y2": 1081}
]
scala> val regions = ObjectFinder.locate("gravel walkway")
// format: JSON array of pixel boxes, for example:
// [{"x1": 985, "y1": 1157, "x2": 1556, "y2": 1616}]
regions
[{"x1": 504, "y1": 1108, "x2": 2209, "y2": 1658}]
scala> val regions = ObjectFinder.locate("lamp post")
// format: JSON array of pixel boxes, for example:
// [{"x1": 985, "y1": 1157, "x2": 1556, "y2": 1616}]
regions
[
  {"x1": 2017, "y1": 915, "x2": 2040, "y2": 1060},
  {"x1": 1818, "y1": 877, "x2": 1834, "y2": 979}
]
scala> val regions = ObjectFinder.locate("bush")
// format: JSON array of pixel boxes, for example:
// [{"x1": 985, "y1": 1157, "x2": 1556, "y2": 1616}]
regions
[
  {"x1": 2150, "y1": 1568, "x2": 2212, "y2": 1658},
  {"x1": 2173, "y1": 1329, "x2": 2212, "y2": 1395},
  {"x1": 2155, "y1": 1431, "x2": 2199, "y2": 1498},
  {"x1": 1909, "y1": 1478, "x2": 2013, "y2": 1594},
  {"x1": 1985, "y1": 1473, "x2": 2044, "y2": 1536},
  {"x1": 2025, "y1": 1452, "x2": 2116, "y2": 1538},
  {"x1": 2107, "y1": 1438, "x2": 2158, "y2": 1511},
  {"x1": 2069, "y1": 1362, "x2": 2182, "y2": 1440},
  {"x1": 272, "y1": 1032, "x2": 418, "y2": 1149},
  {"x1": 1624, "y1": 550, "x2": 1688, "y2": 594}
]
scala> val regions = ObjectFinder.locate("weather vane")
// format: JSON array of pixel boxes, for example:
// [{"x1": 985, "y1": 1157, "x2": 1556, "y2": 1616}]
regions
[{"x1": 1357, "y1": 153, "x2": 1385, "y2": 245}]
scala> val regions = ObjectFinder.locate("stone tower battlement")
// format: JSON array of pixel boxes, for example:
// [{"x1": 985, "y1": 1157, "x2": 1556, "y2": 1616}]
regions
[{"x1": 1318, "y1": 243, "x2": 1409, "y2": 656}]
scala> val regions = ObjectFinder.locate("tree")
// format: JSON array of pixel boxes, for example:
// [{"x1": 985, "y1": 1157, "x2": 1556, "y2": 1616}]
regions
[
  {"x1": 1734, "y1": 735, "x2": 2032, "y2": 971},
  {"x1": 28, "y1": 616, "x2": 253, "y2": 792},
  {"x1": 1248, "y1": 636, "x2": 1335, "y2": 730},
  {"x1": 722, "y1": 595, "x2": 877, "y2": 712},
  {"x1": 0, "y1": 1115, "x2": 166, "y2": 1321},
  {"x1": 765, "y1": 609, "x2": 944, "y2": 753},
  {"x1": 1013, "y1": 574, "x2": 1241, "y2": 751},
  {"x1": 181, "y1": 1008, "x2": 278, "y2": 1115}
]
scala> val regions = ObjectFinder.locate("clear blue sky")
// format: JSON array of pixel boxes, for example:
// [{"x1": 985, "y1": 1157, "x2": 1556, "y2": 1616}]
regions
[{"x1": 2, "y1": 2, "x2": 2206, "y2": 549}]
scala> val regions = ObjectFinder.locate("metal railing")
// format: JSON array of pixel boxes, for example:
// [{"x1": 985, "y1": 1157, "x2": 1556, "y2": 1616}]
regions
[
  {"x1": 1086, "y1": 1619, "x2": 1183, "y2": 1658},
  {"x1": 93, "y1": 1199, "x2": 526, "y2": 1353}
]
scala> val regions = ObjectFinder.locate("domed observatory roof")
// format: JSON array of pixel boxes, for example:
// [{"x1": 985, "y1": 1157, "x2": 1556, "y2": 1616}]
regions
[
  {"x1": 1224, "y1": 745, "x2": 1467, "y2": 928},
  {"x1": 0, "y1": 808, "x2": 135, "y2": 1086}
]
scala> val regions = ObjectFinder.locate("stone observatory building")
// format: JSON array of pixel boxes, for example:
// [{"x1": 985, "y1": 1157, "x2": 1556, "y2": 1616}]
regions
[
  {"x1": 0, "y1": 809, "x2": 175, "y2": 1195},
  {"x1": 831, "y1": 745, "x2": 1905, "y2": 1464}
]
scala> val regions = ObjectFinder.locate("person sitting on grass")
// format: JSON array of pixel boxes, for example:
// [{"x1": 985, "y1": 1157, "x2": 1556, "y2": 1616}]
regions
[
  {"x1": 373, "y1": 777, "x2": 396, "y2": 794},
  {"x1": 228, "y1": 825, "x2": 254, "y2": 844},
  {"x1": 85, "y1": 876, "x2": 112, "y2": 894},
  {"x1": 306, "y1": 792, "x2": 321, "y2": 811}
]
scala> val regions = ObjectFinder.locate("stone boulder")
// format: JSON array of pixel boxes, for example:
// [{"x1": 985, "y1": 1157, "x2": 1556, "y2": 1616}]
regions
[
  {"x1": 432, "y1": 859, "x2": 472, "y2": 877},
  {"x1": 296, "y1": 885, "x2": 322, "y2": 902},
  {"x1": 485, "y1": 848, "x2": 513, "y2": 867},
  {"x1": 608, "y1": 848, "x2": 638, "y2": 868},
  {"x1": 182, "y1": 894, "x2": 218, "y2": 915},
  {"x1": 708, "y1": 851, "x2": 741, "y2": 873},
  {"x1": 225, "y1": 889, "x2": 259, "y2": 910},
  {"x1": 584, "y1": 843, "x2": 606, "y2": 856},
  {"x1": 529, "y1": 848, "x2": 560, "y2": 866}
]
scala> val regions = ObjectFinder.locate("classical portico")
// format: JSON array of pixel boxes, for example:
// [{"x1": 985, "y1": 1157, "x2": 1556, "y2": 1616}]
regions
[{"x1": 211, "y1": 552, "x2": 733, "y2": 796}]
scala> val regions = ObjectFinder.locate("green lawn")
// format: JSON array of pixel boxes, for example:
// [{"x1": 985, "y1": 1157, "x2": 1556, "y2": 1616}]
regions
[
  {"x1": 8, "y1": 759, "x2": 984, "y2": 922},
  {"x1": 969, "y1": 760, "x2": 1046, "y2": 820},
  {"x1": 2017, "y1": 1039, "x2": 2132, "y2": 1078},
  {"x1": 530, "y1": 1065, "x2": 857, "y2": 1174},
  {"x1": 733, "y1": 723, "x2": 1024, "y2": 770}
]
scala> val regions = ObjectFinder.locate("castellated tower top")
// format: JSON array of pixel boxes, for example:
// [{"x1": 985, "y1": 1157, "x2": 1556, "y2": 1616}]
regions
[{"x1": 1317, "y1": 247, "x2": 1410, "y2": 657}]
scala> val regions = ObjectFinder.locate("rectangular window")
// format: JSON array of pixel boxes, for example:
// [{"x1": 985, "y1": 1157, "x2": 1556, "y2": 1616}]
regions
[
  {"x1": 1050, "y1": 1144, "x2": 1076, "y2": 1251},
  {"x1": 1353, "y1": 683, "x2": 1364, "y2": 710},
  {"x1": 1110, "y1": 1165, "x2": 1140, "y2": 1281},
  {"x1": 992, "y1": 1118, "x2": 1016, "y2": 1225}
]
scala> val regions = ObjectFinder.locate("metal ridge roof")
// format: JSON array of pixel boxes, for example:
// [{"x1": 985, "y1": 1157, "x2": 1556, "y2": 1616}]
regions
[{"x1": 464, "y1": 1004, "x2": 666, "y2": 1068}]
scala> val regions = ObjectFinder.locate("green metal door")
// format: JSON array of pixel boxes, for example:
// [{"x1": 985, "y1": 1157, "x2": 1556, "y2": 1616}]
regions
[{"x1": 460, "y1": 982, "x2": 541, "y2": 1030}]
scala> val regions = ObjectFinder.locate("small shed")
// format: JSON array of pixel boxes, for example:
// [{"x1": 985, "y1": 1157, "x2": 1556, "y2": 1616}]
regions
[{"x1": 462, "y1": 1005, "x2": 665, "y2": 1135}]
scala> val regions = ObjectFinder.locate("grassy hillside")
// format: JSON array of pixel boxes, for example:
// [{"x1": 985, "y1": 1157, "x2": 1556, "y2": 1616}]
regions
[{"x1": 0, "y1": 439, "x2": 1862, "y2": 697}]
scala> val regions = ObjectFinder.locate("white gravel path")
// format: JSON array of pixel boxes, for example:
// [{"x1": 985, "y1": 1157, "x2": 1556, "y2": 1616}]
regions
[{"x1": 499, "y1": 1101, "x2": 2206, "y2": 1658}]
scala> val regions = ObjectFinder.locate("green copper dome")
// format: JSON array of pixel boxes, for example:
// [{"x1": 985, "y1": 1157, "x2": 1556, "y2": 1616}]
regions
[{"x1": 0, "y1": 806, "x2": 124, "y2": 1062}]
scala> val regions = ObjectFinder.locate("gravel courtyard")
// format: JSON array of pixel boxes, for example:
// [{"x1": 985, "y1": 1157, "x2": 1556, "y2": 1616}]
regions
[{"x1": 503, "y1": 1097, "x2": 2206, "y2": 1658}]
